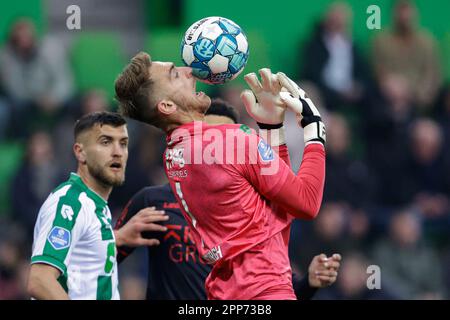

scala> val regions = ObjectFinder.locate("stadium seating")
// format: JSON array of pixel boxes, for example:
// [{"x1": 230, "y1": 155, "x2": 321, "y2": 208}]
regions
[{"x1": 71, "y1": 32, "x2": 126, "y2": 100}]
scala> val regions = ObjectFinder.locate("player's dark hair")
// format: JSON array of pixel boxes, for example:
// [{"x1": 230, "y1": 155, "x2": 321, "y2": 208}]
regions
[
  {"x1": 74, "y1": 111, "x2": 126, "y2": 139},
  {"x1": 206, "y1": 98, "x2": 239, "y2": 124},
  {"x1": 115, "y1": 52, "x2": 164, "y2": 128}
]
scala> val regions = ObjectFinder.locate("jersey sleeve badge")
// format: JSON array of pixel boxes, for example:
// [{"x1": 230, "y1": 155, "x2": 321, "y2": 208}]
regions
[
  {"x1": 257, "y1": 139, "x2": 274, "y2": 161},
  {"x1": 47, "y1": 226, "x2": 71, "y2": 250}
]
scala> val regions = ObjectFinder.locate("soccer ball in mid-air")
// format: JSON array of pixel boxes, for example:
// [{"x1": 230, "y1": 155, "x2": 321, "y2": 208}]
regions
[{"x1": 181, "y1": 16, "x2": 249, "y2": 84}]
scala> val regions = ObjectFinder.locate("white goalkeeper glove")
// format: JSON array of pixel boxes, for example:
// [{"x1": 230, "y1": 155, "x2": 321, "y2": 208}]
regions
[
  {"x1": 240, "y1": 68, "x2": 287, "y2": 146},
  {"x1": 278, "y1": 72, "x2": 326, "y2": 146},
  {"x1": 241, "y1": 68, "x2": 286, "y2": 127}
]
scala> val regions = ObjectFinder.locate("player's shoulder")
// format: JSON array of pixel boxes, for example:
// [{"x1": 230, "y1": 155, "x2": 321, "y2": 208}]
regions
[
  {"x1": 68, "y1": 179, "x2": 103, "y2": 218},
  {"x1": 205, "y1": 123, "x2": 260, "y2": 145},
  {"x1": 206, "y1": 123, "x2": 255, "y2": 134},
  {"x1": 132, "y1": 184, "x2": 175, "y2": 204},
  {"x1": 36, "y1": 177, "x2": 87, "y2": 224},
  {"x1": 38, "y1": 182, "x2": 72, "y2": 217},
  {"x1": 137, "y1": 184, "x2": 172, "y2": 198},
  {"x1": 52, "y1": 173, "x2": 107, "y2": 220}
]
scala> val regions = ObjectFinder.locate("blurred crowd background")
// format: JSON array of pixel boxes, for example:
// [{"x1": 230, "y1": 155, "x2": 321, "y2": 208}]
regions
[{"x1": 1, "y1": 0, "x2": 450, "y2": 300}]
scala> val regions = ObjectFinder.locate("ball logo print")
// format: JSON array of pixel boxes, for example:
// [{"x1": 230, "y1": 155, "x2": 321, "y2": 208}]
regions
[
  {"x1": 181, "y1": 17, "x2": 249, "y2": 84},
  {"x1": 195, "y1": 39, "x2": 215, "y2": 60}
]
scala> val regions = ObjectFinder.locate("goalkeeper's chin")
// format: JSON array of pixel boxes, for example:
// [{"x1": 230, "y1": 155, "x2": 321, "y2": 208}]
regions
[{"x1": 199, "y1": 95, "x2": 212, "y2": 115}]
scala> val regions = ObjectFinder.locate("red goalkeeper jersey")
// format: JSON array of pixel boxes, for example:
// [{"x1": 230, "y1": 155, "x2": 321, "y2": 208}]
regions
[{"x1": 164, "y1": 121, "x2": 325, "y2": 300}]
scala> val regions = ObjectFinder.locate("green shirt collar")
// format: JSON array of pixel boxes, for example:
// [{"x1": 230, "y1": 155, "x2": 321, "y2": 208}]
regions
[{"x1": 69, "y1": 172, "x2": 107, "y2": 207}]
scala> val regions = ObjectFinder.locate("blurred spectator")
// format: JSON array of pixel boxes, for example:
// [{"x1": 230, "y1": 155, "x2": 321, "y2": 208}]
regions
[
  {"x1": 10, "y1": 131, "x2": 64, "y2": 238},
  {"x1": 364, "y1": 74, "x2": 416, "y2": 206},
  {"x1": 301, "y1": 2, "x2": 369, "y2": 111},
  {"x1": 53, "y1": 89, "x2": 110, "y2": 172},
  {"x1": 0, "y1": 97, "x2": 12, "y2": 139},
  {"x1": 436, "y1": 84, "x2": 450, "y2": 143},
  {"x1": 314, "y1": 252, "x2": 396, "y2": 299},
  {"x1": 435, "y1": 86, "x2": 450, "y2": 215},
  {"x1": 0, "y1": 240, "x2": 27, "y2": 299},
  {"x1": 372, "y1": 0, "x2": 442, "y2": 111},
  {"x1": 442, "y1": 252, "x2": 450, "y2": 298},
  {"x1": 324, "y1": 113, "x2": 375, "y2": 208},
  {"x1": 0, "y1": 219, "x2": 28, "y2": 300},
  {"x1": 292, "y1": 202, "x2": 370, "y2": 271},
  {"x1": 372, "y1": 209, "x2": 445, "y2": 299},
  {"x1": 407, "y1": 119, "x2": 450, "y2": 218},
  {"x1": 347, "y1": 209, "x2": 371, "y2": 245},
  {"x1": 0, "y1": 18, "x2": 74, "y2": 137}
]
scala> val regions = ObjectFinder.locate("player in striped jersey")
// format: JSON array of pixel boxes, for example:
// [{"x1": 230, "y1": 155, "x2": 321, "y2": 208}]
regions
[{"x1": 27, "y1": 111, "x2": 167, "y2": 300}]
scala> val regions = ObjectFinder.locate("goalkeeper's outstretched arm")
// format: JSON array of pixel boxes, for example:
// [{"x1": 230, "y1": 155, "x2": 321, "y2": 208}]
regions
[
  {"x1": 241, "y1": 69, "x2": 326, "y2": 220},
  {"x1": 271, "y1": 143, "x2": 325, "y2": 220}
]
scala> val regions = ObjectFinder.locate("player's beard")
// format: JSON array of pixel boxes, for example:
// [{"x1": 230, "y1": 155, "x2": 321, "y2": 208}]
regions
[{"x1": 87, "y1": 160, "x2": 125, "y2": 187}]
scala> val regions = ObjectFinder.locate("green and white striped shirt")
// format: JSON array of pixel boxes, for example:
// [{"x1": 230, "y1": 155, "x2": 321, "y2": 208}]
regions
[{"x1": 31, "y1": 173, "x2": 119, "y2": 300}]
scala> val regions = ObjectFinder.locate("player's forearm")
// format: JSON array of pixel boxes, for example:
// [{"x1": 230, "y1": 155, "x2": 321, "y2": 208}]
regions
[
  {"x1": 277, "y1": 143, "x2": 291, "y2": 168},
  {"x1": 27, "y1": 272, "x2": 69, "y2": 300},
  {"x1": 272, "y1": 143, "x2": 325, "y2": 219},
  {"x1": 114, "y1": 229, "x2": 137, "y2": 264},
  {"x1": 259, "y1": 127, "x2": 292, "y2": 168},
  {"x1": 292, "y1": 273, "x2": 318, "y2": 300},
  {"x1": 114, "y1": 229, "x2": 125, "y2": 247}
]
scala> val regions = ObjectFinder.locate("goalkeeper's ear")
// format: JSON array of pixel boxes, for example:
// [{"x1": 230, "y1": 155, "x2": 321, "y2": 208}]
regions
[{"x1": 157, "y1": 99, "x2": 177, "y2": 116}]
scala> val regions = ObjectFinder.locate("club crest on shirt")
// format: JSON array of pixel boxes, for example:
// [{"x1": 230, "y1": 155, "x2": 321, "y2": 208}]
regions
[
  {"x1": 47, "y1": 226, "x2": 71, "y2": 250},
  {"x1": 257, "y1": 139, "x2": 274, "y2": 162}
]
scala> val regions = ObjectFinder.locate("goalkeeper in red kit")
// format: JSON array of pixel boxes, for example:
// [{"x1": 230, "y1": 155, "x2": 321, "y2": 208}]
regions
[{"x1": 115, "y1": 52, "x2": 326, "y2": 300}]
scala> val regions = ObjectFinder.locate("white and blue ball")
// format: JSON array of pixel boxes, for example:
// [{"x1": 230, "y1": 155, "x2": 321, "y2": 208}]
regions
[{"x1": 181, "y1": 16, "x2": 249, "y2": 84}]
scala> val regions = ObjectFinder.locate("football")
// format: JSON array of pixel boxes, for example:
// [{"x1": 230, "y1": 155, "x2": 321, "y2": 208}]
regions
[{"x1": 181, "y1": 16, "x2": 249, "y2": 84}]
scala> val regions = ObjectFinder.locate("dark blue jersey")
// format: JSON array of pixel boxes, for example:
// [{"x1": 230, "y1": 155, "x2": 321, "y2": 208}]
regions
[
  {"x1": 115, "y1": 184, "x2": 211, "y2": 300},
  {"x1": 115, "y1": 184, "x2": 318, "y2": 300}
]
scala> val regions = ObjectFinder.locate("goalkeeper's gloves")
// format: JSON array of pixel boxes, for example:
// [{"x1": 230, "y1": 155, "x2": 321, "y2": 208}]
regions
[
  {"x1": 241, "y1": 68, "x2": 286, "y2": 127},
  {"x1": 278, "y1": 72, "x2": 326, "y2": 146},
  {"x1": 240, "y1": 68, "x2": 286, "y2": 146}
]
